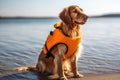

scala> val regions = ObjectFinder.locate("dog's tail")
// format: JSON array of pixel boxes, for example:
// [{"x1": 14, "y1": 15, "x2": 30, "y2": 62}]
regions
[{"x1": 15, "y1": 66, "x2": 37, "y2": 72}]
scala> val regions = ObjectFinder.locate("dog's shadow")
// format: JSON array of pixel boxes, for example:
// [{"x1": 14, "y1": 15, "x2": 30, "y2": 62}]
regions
[{"x1": 0, "y1": 70, "x2": 60, "y2": 80}]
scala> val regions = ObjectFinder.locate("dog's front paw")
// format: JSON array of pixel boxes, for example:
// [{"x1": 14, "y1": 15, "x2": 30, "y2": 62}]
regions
[
  {"x1": 74, "y1": 73, "x2": 84, "y2": 78},
  {"x1": 60, "y1": 76, "x2": 68, "y2": 80}
]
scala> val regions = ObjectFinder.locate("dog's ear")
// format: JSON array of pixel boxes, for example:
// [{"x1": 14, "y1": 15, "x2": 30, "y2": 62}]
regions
[{"x1": 59, "y1": 8, "x2": 72, "y2": 25}]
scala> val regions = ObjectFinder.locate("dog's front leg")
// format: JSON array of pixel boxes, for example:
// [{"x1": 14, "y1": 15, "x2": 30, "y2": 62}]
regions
[
  {"x1": 72, "y1": 56, "x2": 84, "y2": 78},
  {"x1": 57, "y1": 56, "x2": 67, "y2": 80},
  {"x1": 56, "y1": 44, "x2": 68, "y2": 80}
]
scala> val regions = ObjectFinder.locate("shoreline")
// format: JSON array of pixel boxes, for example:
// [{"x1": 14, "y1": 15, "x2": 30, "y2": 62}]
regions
[
  {"x1": 69, "y1": 73, "x2": 120, "y2": 80},
  {"x1": 0, "y1": 71, "x2": 120, "y2": 80}
]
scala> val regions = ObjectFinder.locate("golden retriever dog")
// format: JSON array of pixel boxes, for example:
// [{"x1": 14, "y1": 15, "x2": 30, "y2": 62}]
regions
[
  {"x1": 17, "y1": 5, "x2": 88, "y2": 80},
  {"x1": 36, "y1": 5, "x2": 88, "y2": 80}
]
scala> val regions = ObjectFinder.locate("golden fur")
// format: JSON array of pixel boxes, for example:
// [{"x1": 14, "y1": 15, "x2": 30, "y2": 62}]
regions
[
  {"x1": 36, "y1": 5, "x2": 88, "y2": 80},
  {"x1": 16, "y1": 5, "x2": 88, "y2": 80}
]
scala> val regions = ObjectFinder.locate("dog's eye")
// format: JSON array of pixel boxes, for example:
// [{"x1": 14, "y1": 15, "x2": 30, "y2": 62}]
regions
[{"x1": 72, "y1": 9, "x2": 77, "y2": 13}]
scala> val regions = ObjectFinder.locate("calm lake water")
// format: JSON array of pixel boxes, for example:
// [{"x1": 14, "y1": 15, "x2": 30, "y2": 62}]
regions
[{"x1": 0, "y1": 18, "x2": 120, "y2": 80}]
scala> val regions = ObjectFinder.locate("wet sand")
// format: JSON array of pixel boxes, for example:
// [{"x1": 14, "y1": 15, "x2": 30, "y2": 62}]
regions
[
  {"x1": 49, "y1": 73, "x2": 120, "y2": 80},
  {"x1": 71, "y1": 73, "x2": 120, "y2": 80},
  {"x1": 0, "y1": 70, "x2": 120, "y2": 80}
]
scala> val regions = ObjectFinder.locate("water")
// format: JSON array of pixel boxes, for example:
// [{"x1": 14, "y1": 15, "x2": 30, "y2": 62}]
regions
[{"x1": 0, "y1": 18, "x2": 120, "y2": 79}]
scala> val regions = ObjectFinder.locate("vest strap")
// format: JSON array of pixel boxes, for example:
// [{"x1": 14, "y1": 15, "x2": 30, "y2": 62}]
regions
[{"x1": 45, "y1": 43, "x2": 55, "y2": 58}]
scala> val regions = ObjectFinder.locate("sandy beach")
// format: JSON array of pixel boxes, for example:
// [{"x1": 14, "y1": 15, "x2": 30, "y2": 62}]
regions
[
  {"x1": 0, "y1": 71, "x2": 120, "y2": 80},
  {"x1": 48, "y1": 73, "x2": 120, "y2": 80},
  {"x1": 47, "y1": 73, "x2": 120, "y2": 80},
  {"x1": 69, "y1": 73, "x2": 120, "y2": 80}
]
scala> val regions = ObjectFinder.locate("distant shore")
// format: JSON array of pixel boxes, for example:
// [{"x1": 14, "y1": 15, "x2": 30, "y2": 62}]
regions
[
  {"x1": 0, "y1": 13, "x2": 120, "y2": 19},
  {"x1": 0, "y1": 16, "x2": 58, "y2": 19},
  {"x1": 90, "y1": 13, "x2": 120, "y2": 18}
]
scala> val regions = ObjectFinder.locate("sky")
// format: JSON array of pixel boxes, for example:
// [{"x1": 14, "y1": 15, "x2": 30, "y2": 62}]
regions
[{"x1": 0, "y1": 0, "x2": 120, "y2": 17}]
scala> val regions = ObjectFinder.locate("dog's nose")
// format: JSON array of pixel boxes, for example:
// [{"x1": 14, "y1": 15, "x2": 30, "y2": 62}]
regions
[
  {"x1": 85, "y1": 15, "x2": 88, "y2": 20},
  {"x1": 83, "y1": 15, "x2": 88, "y2": 22}
]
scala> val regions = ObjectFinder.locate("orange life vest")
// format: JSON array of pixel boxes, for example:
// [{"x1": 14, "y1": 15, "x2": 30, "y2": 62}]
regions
[{"x1": 43, "y1": 23, "x2": 82, "y2": 59}]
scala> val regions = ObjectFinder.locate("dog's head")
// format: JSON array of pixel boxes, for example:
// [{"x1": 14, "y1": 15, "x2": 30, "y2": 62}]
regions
[{"x1": 59, "y1": 5, "x2": 88, "y2": 27}]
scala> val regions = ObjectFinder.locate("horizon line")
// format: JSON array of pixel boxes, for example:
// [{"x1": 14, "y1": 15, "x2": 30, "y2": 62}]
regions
[{"x1": 0, "y1": 13, "x2": 120, "y2": 19}]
